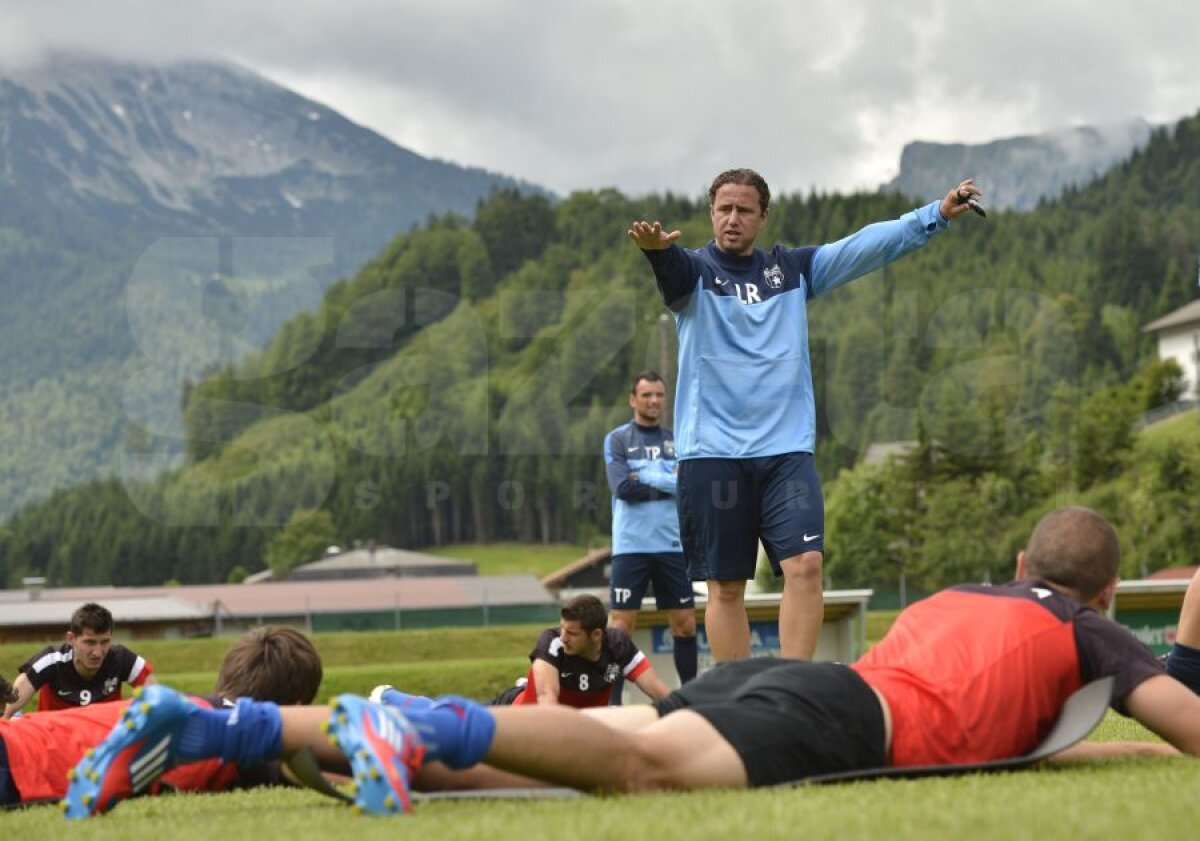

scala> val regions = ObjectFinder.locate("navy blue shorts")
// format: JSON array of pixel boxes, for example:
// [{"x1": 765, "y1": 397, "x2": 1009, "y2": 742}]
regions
[
  {"x1": 610, "y1": 552, "x2": 696, "y2": 610},
  {"x1": 1165, "y1": 642, "x2": 1200, "y2": 695},
  {"x1": 677, "y1": 453, "x2": 823, "y2": 581}
]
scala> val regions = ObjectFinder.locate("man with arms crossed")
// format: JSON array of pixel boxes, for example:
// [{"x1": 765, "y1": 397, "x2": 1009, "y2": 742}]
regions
[
  {"x1": 3, "y1": 603, "x2": 156, "y2": 718},
  {"x1": 67, "y1": 506, "x2": 1200, "y2": 818},
  {"x1": 603, "y1": 370, "x2": 697, "y2": 695},
  {"x1": 627, "y1": 171, "x2": 983, "y2": 660}
]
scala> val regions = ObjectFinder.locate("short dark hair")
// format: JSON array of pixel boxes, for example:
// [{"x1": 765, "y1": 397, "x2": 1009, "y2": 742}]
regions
[
  {"x1": 630, "y1": 370, "x2": 664, "y2": 394},
  {"x1": 708, "y1": 168, "x2": 771, "y2": 213},
  {"x1": 561, "y1": 594, "x2": 607, "y2": 634},
  {"x1": 1024, "y1": 506, "x2": 1120, "y2": 602},
  {"x1": 213, "y1": 626, "x2": 324, "y2": 705},
  {"x1": 69, "y1": 603, "x2": 114, "y2": 636}
]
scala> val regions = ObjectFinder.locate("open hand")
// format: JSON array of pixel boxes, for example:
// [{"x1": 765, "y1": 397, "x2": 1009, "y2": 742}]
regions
[{"x1": 627, "y1": 220, "x2": 682, "y2": 250}]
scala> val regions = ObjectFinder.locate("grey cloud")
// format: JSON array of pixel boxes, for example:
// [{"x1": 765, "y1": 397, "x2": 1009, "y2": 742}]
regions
[{"x1": 3, "y1": 1, "x2": 1199, "y2": 196}]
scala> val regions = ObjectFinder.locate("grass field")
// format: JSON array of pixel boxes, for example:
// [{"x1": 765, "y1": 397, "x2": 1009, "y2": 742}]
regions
[
  {"x1": 4, "y1": 619, "x2": 1200, "y2": 837},
  {"x1": 423, "y1": 542, "x2": 592, "y2": 578}
]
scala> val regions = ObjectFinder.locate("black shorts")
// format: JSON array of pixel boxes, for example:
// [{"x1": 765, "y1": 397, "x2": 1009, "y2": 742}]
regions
[
  {"x1": 1165, "y1": 642, "x2": 1200, "y2": 695},
  {"x1": 609, "y1": 552, "x2": 696, "y2": 609},
  {"x1": 677, "y1": 454, "x2": 823, "y2": 581},
  {"x1": 652, "y1": 659, "x2": 885, "y2": 786}
]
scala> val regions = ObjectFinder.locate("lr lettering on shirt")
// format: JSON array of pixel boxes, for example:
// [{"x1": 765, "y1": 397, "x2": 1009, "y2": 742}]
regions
[{"x1": 715, "y1": 276, "x2": 762, "y2": 304}]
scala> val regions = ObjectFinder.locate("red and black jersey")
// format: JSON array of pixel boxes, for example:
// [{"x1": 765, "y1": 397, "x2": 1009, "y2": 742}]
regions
[
  {"x1": 513, "y1": 627, "x2": 651, "y2": 708},
  {"x1": 0, "y1": 694, "x2": 280, "y2": 804},
  {"x1": 851, "y1": 580, "x2": 1163, "y2": 767},
  {"x1": 19, "y1": 643, "x2": 154, "y2": 712}
]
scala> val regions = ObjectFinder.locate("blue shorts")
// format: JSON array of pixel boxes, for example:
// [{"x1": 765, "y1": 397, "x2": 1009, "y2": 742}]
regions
[
  {"x1": 677, "y1": 453, "x2": 823, "y2": 581},
  {"x1": 610, "y1": 552, "x2": 696, "y2": 610},
  {"x1": 1165, "y1": 642, "x2": 1200, "y2": 695}
]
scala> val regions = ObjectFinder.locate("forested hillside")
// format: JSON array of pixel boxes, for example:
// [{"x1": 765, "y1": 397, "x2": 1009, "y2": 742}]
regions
[{"x1": 3, "y1": 111, "x2": 1198, "y2": 591}]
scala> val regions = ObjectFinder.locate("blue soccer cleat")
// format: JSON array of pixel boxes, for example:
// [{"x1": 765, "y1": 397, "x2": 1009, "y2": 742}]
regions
[
  {"x1": 63, "y1": 685, "x2": 197, "y2": 819},
  {"x1": 323, "y1": 695, "x2": 424, "y2": 816}
]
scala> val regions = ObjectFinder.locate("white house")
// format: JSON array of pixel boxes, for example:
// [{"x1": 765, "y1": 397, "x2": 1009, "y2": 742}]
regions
[{"x1": 1143, "y1": 300, "x2": 1200, "y2": 398}]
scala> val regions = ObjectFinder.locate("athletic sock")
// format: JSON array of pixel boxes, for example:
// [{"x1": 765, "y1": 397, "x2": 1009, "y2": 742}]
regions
[
  {"x1": 176, "y1": 699, "x2": 284, "y2": 766},
  {"x1": 176, "y1": 706, "x2": 231, "y2": 762},
  {"x1": 375, "y1": 686, "x2": 434, "y2": 712},
  {"x1": 673, "y1": 635, "x2": 698, "y2": 683},
  {"x1": 222, "y1": 699, "x2": 284, "y2": 766},
  {"x1": 401, "y1": 695, "x2": 495, "y2": 770}
]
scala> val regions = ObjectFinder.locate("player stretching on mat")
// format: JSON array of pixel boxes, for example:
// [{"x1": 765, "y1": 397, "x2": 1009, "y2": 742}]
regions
[{"x1": 63, "y1": 506, "x2": 1200, "y2": 818}]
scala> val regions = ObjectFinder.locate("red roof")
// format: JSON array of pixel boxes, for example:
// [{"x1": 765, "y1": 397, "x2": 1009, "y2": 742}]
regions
[{"x1": 1145, "y1": 565, "x2": 1198, "y2": 581}]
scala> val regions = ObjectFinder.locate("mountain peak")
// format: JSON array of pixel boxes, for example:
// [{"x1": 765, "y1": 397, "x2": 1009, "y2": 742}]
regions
[
  {"x1": 882, "y1": 118, "x2": 1154, "y2": 211},
  {"x1": 0, "y1": 53, "x2": 435, "y2": 214}
]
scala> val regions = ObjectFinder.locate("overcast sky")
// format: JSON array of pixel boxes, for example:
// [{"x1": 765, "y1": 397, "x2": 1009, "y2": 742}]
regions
[{"x1": 4, "y1": 1, "x2": 1199, "y2": 198}]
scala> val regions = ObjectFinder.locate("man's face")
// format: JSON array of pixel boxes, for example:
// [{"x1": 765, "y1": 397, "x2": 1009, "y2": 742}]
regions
[
  {"x1": 629, "y1": 378, "x2": 665, "y2": 426},
  {"x1": 710, "y1": 183, "x2": 767, "y2": 256},
  {"x1": 558, "y1": 619, "x2": 601, "y2": 658},
  {"x1": 67, "y1": 628, "x2": 112, "y2": 677}
]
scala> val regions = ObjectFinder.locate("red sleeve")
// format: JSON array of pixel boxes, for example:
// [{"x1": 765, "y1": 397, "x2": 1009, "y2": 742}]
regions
[
  {"x1": 129, "y1": 659, "x2": 154, "y2": 687},
  {"x1": 113, "y1": 645, "x2": 153, "y2": 686},
  {"x1": 625, "y1": 654, "x2": 651, "y2": 682}
]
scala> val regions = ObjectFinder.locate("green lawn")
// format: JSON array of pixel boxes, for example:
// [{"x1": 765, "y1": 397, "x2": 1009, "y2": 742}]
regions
[{"x1": 5, "y1": 739, "x2": 1197, "y2": 839}]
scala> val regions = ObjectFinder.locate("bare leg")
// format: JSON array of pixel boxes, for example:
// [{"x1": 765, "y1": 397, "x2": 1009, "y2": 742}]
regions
[
  {"x1": 485, "y1": 705, "x2": 747, "y2": 792},
  {"x1": 581, "y1": 703, "x2": 660, "y2": 730},
  {"x1": 609, "y1": 609, "x2": 638, "y2": 634},
  {"x1": 778, "y1": 551, "x2": 823, "y2": 659},
  {"x1": 705, "y1": 579, "x2": 750, "y2": 661},
  {"x1": 279, "y1": 706, "x2": 350, "y2": 771},
  {"x1": 416, "y1": 701, "x2": 661, "y2": 790},
  {"x1": 415, "y1": 760, "x2": 551, "y2": 791},
  {"x1": 667, "y1": 607, "x2": 698, "y2": 638}
]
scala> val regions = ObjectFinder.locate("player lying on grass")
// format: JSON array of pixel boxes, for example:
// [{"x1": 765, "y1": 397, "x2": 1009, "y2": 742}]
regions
[
  {"x1": 63, "y1": 506, "x2": 1200, "y2": 819},
  {"x1": 0, "y1": 626, "x2": 322, "y2": 808}
]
